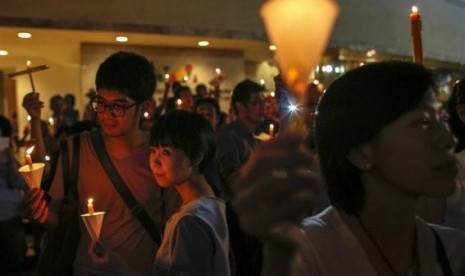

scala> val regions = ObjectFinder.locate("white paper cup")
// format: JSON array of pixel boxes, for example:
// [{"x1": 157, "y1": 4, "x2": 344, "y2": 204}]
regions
[
  {"x1": 81, "y1": 212, "x2": 106, "y2": 240},
  {"x1": 18, "y1": 163, "x2": 45, "y2": 189}
]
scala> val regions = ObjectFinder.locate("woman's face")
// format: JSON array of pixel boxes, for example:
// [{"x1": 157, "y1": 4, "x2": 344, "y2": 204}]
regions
[
  {"x1": 367, "y1": 90, "x2": 457, "y2": 197},
  {"x1": 149, "y1": 146, "x2": 192, "y2": 188}
]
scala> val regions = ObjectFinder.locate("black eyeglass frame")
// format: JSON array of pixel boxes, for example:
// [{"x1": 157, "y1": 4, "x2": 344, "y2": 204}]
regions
[{"x1": 91, "y1": 100, "x2": 138, "y2": 118}]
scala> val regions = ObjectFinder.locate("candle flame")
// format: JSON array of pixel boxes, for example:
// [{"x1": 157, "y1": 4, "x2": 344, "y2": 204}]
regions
[
  {"x1": 88, "y1": 198, "x2": 93, "y2": 204},
  {"x1": 26, "y1": 146, "x2": 35, "y2": 154},
  {"x1": 27, "y1": 60, "x2": 31, "y2": 67},
  {"x1": 269, "y1": 123, "x2": 274, "y2": 130},
  {"x1": 176, "y1": 99, "x2": 183, "y2": 106},
  {"x1": 411, "y1": 6, "x2": 418, "y2": 13},
  {"x1": 215, "y1": 68, "x2": 221, "y2": 74}
]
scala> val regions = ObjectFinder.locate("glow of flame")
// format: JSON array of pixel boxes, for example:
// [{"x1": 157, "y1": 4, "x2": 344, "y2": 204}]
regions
[
  {"x1": 88, "y1": 198, "x2": 93, "y2": 204},
  {"x1": 215, "y1": 68, "x2": 221, "y2": 74},
  {"x1": 26, "y1": 146, "x2": 35, "y2": 155},
  {"x1": 411, "y1": 6, "x2": 418, "y2": 13},
  {"x1": 27, "y1": 60, "x2": 31, "y2": 67}
]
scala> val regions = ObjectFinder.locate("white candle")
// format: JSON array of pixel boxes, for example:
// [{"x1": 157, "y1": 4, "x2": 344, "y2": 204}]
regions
[
  {"x1": 87, "y1": 198, "x2": 95, "y2": 215},
  {"x1": 25, "y1": 146, "x2": 34, "y2": 171},
  {"x1": 269, "y1": 123, "x2": 275, "y2": 138}
]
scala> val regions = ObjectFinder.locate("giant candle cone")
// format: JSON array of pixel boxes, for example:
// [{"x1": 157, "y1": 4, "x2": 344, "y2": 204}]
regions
[
  {"x1": 81, "y1": 212, "x2": 106, "y2": 240},
  {"x1": 261, "y1": 0, "x2": 339, "y2": 97},
  {"x1": 18, "y1": 163, "x2": 45, "y2": 189}
]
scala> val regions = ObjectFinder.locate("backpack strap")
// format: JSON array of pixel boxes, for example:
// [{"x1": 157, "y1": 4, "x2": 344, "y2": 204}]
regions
[
  {"x1": 62, "y1": 135, "x2": 80, "y2": 199},
  {"x1": 89, "y1": 131, "x2": 162, "y2": 245}
]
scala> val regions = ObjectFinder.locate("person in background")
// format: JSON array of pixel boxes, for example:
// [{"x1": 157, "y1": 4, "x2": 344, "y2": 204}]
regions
[
  {"x1": 150, "y1": 110, "x2": 230, "y2": 275},
  {"x1": 174, "y1": 85, "x2": 194, "y2": 111},
  {"x1": 83, "y1": 89, "x2": 97, "y2": 122},
  {"x1": 0, "y1": 114, "x2": 27, "y2": 275},
  {"x1": 232, "y1": 61, "x2": 465, "y2": 275},
  {"x1": 63, "y1": 93, "x2": 79, "y2": 128},
  {"x1": 215, "y1": 79, "x2": 265, "y2": 276},
  {"x1": 194, "y1": 97, "x2": 221, "y2": 132},
  {"x1": 444, "y1": 78, "x2": 465, "y2": 230}
]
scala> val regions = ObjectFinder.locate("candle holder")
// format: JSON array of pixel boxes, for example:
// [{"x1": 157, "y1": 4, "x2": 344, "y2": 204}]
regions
[
  {"x1": 18, "y1": 162, "x2": 45, "y2": 189},
  {"x1": 80, "y1": 212, "x2": 106, "y2": 241}
]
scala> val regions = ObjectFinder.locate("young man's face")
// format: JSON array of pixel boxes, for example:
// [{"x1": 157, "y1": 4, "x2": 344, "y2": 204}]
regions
[
  {"x1": 239, "y1": 92, "x2": 264, "y2": 125},
  {"x1": 93, "y1": 89, "x2": 139, "y2": 137}
]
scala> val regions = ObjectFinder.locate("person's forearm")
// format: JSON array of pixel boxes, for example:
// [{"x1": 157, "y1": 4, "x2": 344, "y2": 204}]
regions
[{"x1": 30, "y1": 118, "x2": 46, "y2": 161}]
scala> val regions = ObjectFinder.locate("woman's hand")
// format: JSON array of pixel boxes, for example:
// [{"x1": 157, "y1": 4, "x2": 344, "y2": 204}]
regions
[{"x1": 232, "y1": 133, "x2": 320, "y2": 243}]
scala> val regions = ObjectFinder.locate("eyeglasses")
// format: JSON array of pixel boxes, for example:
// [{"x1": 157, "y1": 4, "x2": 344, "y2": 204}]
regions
[{"x1": 91, "y1": 100, "x2": 137, "y2": 118}]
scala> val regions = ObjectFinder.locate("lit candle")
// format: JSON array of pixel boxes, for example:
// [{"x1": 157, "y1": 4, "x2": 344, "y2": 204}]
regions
[
  {"x1": 26, "y1": 61, "x2": 36, "y2": 92},
  {"x1": 410, "y1": 6, "x2": 423, "y2": 64},
  {"x1": 269, "y1": 123, "x2": 275, "y2": 138},
  {"x1": 176, "y1": 99, "x2": 183, "y2": 109},
  {"x1": 25, "y1": 146, "x2": 34, "y2": 171},
  {"x1": 87, "y1": 198, "x2": 95, "y2": 215}
]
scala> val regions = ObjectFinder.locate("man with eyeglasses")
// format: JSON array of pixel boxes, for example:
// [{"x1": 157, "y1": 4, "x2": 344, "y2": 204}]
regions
[
  {"x1": 215, "y1": 79, "x2": 265, "y2": 276},
  {"x1": 23, "y1": 51, "x2": 176, "y2": 275}
]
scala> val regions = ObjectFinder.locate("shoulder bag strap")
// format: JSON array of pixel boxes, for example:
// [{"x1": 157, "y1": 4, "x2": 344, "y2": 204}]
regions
[
  {"x1": 431, "y1": 227, "x2": 454, "y2": 276},
  {"x1": 89, "y1": 131, "x2": 161, "y2": 245},
  {"x1": 62, "y1": 135, "x2": 81, "y2": 200}
]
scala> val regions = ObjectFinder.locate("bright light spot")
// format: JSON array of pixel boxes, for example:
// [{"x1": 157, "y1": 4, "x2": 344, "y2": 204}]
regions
[
  {"x1": 215, "y1": 68, "x2": 221, "y2": 74},
  {"x1": 26, "y1": 146, "x2": 35, "y2": 155},
  {"x1": 27, "y1": 60, "x2": 31, "y2": 67},
  {"x1": 335, "y1": 67, "x2": 340, "y2": 73},
  {"x1": 270, "y1": 91, "x2": 275, "y2": 97},
  {"x1": 164, "y1": 74, "x2": 170, "y2": 79},
  {"x1": 0, "y1": 50, "x2": 8, "y2": 56},
  {"x1": 143, "y1": 111, "x2": 150, "y2": 118},
  {"x1": 322, "y1": 65, "x2": 333, "y2": 73},
  {"x1": 359, "y1": 62, "x2": 365, "y2": 67},
  {"x1": 176, "y1": 99, "x2": 183, "y2": 106},
  {"x1": 183, "y1": 75, "x2": 189, "y2": 81},
  {"x1": 313, "y1": 80, "x2": 320, "y2": 85},
  {"x1": 288, "y1": 104, "x2": 298, "y2": 112},
  {"x1": 17, "y1": 32, "x2": 32, "y2": 39},
  {"x1": 259, "y1": 79, "x2": 265, "y2": 85},
  {"x1": 48, "y1": 117, "x2": 54, "y2": 125},
  {"x1": 269, "y1": 45, "x2": 277, "y2": 51},
  {"x1": 116, "y1": 36, "x2": 128, "y2": 42},
  {"x1": 366, "y1": 49, "x2": 376, "y2": 57},
  {"x1": 198, "y1": 41, "x2": 209, "y2": 47},
  {"x1": 45, "y1": 155, "x2": 50, "y2": 161},
  {"x1": 27, "y1": 115, "x2": 31, "y2": 121},
  {"x1": 412, "y1": 6, "x2": 418, "y2": 13}
]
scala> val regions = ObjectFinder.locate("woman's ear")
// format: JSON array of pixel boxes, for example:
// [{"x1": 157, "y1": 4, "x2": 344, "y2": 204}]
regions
[{"x1": 347, "y1": 143, "x2": 374, "y2": 171}]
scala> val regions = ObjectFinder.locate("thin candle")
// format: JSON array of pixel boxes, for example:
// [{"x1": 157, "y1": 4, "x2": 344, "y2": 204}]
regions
[
  {"x1": 269, "y1": 123, "x2": 275, "y2": 138},
  {"x1": 87, "y1": 198, "x2": 95, "y2": 215},
  {"x1": 410, "y1": 6, "x2": 423, "y2": 64},
  {"x1": 25, "y1": 146, "x2": 34, "y2": 171},
  {"x1": 26, "y1": 60, "x2": 37, "y2": 92}
]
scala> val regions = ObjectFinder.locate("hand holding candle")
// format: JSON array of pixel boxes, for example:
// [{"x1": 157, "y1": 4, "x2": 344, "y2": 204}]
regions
[
  {"x1": 25, "y1": 146, "x2": 34, "y2": 171},
  {"x1": 410, "y1": 6, "x2": 423, "y2": 64},
  {"x1": 87, "y1": 198, "x2": 95, "y2": 215}
]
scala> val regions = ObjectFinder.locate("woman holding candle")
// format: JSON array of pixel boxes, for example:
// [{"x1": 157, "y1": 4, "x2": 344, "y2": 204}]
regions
[
  {"x1": 232, "y1": 61, "x2": 465, "y2": 275},
  {"x1": 149, "y1": 110, "x2": 230, "y2": 276}
]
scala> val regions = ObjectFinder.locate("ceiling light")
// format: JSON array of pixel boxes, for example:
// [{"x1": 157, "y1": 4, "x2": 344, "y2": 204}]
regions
[
  {"x1": 18, "y1": 32, "x2": 32, "y2": 39},
  {"x1": 116, "y1": 36, "x2": 128, "y2": 42},
  {"x1": 0, "y1": 50, "x2": 8, "y2": 56},
  {"x1": 198, "y1": 41, "x2": 209, "y2": 47},
  {"x1": 269, "y1": 45, "x2": 277, "y2": 51}
]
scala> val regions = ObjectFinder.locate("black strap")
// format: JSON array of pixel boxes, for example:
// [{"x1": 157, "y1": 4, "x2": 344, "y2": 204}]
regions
[
  {"x1": 61, "y1": 135, "x2": 80, "y2": 199},
  {"x1": 431, "y1": 228, "x2": 454, "y2": 276},
  {"x1": 89, "y1": 131, "x2": 161, "y2": 245}
]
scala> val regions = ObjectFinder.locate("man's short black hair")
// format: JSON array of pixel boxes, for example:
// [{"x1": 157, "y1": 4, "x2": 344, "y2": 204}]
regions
[{"x1": 95, "y1": 51, "x2": 156, "y2": 102}]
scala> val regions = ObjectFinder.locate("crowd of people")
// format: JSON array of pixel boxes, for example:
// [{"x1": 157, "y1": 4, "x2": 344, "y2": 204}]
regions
[{"x1": 0, "y1": 51, "x2": 465, "y2": 276}]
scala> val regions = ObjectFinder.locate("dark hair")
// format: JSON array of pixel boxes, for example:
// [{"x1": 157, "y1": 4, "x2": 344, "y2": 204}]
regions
[
  {"x1": 0, "y1": 115, "x2": 11, "y2": 137},
  {"x1": 64, "y1": 94, "x2": 75, "y2": 107},
  {"x1": 315, "y1": 61, "x2": 435, "y2": 216},
  {"x1": 231, "y1": 79, "x2": 263, "y2": 114},
  {"x1": 447, "y1": 79, "x2": 465, "y2": 152},
  {"x1": 174, "y1": 85, "x2": 192, "y2": 98},
  {"x1": 95, "y1": 51, "x2": 156, "y2": 102},
  {"x1": 194, "y1": 98, "x2": 221, "y2": 117},
  {"x1": 150, "y1": 110, "x2": 216, "y2": 174}
]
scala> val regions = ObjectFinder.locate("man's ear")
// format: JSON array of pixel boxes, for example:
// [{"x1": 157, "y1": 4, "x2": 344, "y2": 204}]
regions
[
  {"x1": 139, "y1": 100, "x2": 154, "y2": 118},
  {"x1": 347, "y1": 143, "x2": 374, "y2": 171}
]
